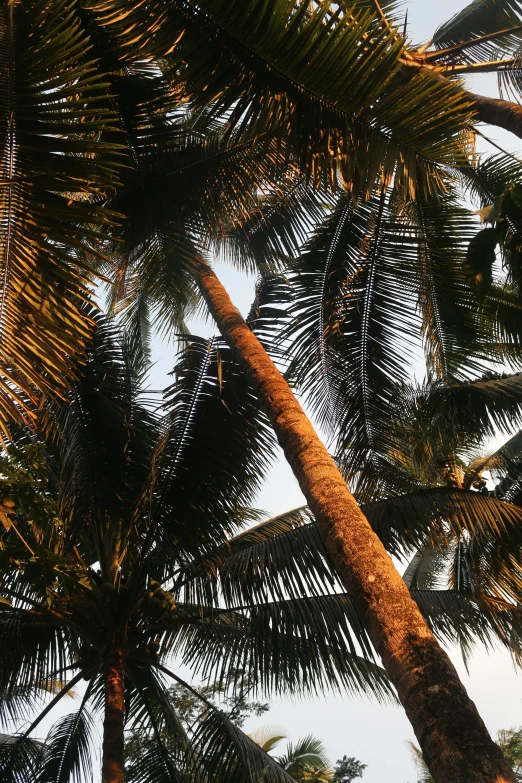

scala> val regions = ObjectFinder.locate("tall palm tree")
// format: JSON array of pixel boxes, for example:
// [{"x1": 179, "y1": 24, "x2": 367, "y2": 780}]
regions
[
  {"x1": 3, "y1": 322, "x2": 522, "y2": 782},
  {"x1": 0, "y1": 316, "x2": 401, "y2": 783},
  {"x1": 3, "y1": 2, "x2": 522, "y2": 778}
]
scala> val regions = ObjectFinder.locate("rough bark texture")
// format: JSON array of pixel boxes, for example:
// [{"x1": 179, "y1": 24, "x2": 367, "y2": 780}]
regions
[
  {"x1": 465, "y1": 89, "x2": 522, "y2": 140},
  {"x1": 195, "y1": 257, "x2": 516, "y2": 783},
  {"x1": 102, "y1": 646, "x2": 125, "y2": 783}
]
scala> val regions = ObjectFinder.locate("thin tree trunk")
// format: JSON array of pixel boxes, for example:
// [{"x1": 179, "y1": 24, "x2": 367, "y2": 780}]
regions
[
  {"x1": 194, "y1": 256, "x2": 515, "y2": 783},
  {"x1": 102, "y1": 645, "x2": 126, "y2": 783}
]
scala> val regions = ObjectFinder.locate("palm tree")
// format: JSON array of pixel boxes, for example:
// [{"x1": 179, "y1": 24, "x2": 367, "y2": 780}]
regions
[
  {"x1": 274, "y1": 736, "x2": 333, "y2": 783},
  {"x1": 3, "y1": 322, "x2": 522, "y2": 782},
  {"x1": 251, "y1": 730, "x2": 334, "y2": 783},
  {"x1": 0, "y1": 316, "x2": 401, "y2": 783},
  {"x1": 251, "y1": 728, "x2": 367, "y2": 783},
  {"x1": 3, "y1": 2, "x2": 522, "y2": 778}
]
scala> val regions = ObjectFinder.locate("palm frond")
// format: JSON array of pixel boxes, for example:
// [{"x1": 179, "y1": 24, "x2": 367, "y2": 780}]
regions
[
  {"x1": 276, "y1": 734, "x2": 330, "y2": 770},
  {"x1": 89, "y1": 0, "x2": 472, "y2": 194},
  {"x1": 402, "y1": 548, "x2": 448, "y2": 590},
  {"x1": 173, "y1": 593, "x2": 393, "y2": 700},
  {"x1": 54, "y1": 316, "x2": 158, "y2": 549},
  {"x1": 432, "y1": 1, "x2": 522, "y2": 63},
  {"x1": 284, "y1": 186, "x2": 492, "y2": 500},
  {"x1": 186, "y1": 700, "x2": 297, "y2": 783},
  {"x1": 177, "y1": 510, "x2": 338, "y2": 610},
  {"x1": 364, "y1": 487, "x2": 522, "y2": 544},
  {"x1": 463, "y1": 153, "x2": 522, "y2": 207},
  {"x1": 0, "y1": 735, "x2": 43, "y2": 783},
  {"x1": 0, "y1": 0, "x2": 120, "y2": 430},
  {"x1": 411, "y1": 589, "x2": 522, "y2": 660},
  {"x1": 149, "y1": 336, "x2": 276, "y2": 556},
  {"x1": 37, "y1": 703, "x2": 95, "y2": 783},
  {"x1": 0, "y1": 607, "x2": 71, "y2": 710},
  {"x1": 126, "y1": 739, "x2": 186, "y2": 783},
  {"x1": 425, "y1": 372, "x2": 522, "y2": 442}
]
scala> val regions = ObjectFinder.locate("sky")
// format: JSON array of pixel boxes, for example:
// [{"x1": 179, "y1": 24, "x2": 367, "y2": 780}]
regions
[{"x1": 25, "y1": 3, "x2": 522, "y2": 782}]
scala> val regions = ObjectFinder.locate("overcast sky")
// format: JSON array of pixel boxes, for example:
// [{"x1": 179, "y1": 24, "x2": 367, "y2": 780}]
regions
[{"x1": 30, "y1": 3, "x2": 522, "y2": 782}]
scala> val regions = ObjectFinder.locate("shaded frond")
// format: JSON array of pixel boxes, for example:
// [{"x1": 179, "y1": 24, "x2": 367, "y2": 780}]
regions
[
  {"x1": 0, "y1": 0, "x2": 120, "y2": 431},
  {"x1": 149, "y1": 337, "x2": 276, "y2": 556},
  {"x1": 88, "y1": 0, "x2": 473, "y2": 195}
]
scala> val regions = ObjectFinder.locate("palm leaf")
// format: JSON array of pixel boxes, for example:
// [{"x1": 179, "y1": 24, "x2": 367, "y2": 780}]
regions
[
  {"x1": 0, "y1": 735, "x2": 43, "y2": 783},
  {"x1": 54, "y1": 315, "x2": 157, "y2": 549},
  {"x1": 412, "y1": 589, "x2": 522, "y2": 660},
  {"x1": 364, "y1": 487, "x2": 522, "y2": 543},
  {"x1": 283, "y1": 186, "x2": 492, "y2": 500},
  {"x1": 276, "y1": 735, "x2": 330, "y2": 778},
  {"x1": 0, "y1": 607, "x2": 71, "y2": 710},
  {"x1": 88, "y1": 0, "x2": 473, "y2": 195},
  {"x1": 424, "y1": 372, "x2": 522, "y2": 442},
  {"x1": 172, "y1": 593, "x2": 393, "y2": 700},
  {"x1": 37, "y1": 704, "x2": 95, "y2": 783},
  {"x1": 126, "y1": 739, "x2": 186, "y2": 783},
  {"x1": 148, "y1": 336, "x2": 276, "y2": 556},
  {"x1": 432, "y1": 1, "x2": 522, "y2": 63},
  {"x1": 186, "y1": 699, "x2": 298, "y2": 783},
  {"x1": 0, "y1": 0, "x2": 120, "y2": 431}
]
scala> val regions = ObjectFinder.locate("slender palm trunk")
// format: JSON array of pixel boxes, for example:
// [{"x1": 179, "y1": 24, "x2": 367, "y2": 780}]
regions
[
  {"x1": 194, "y1": 257, "x2": 515, "y2": 783},
  {"x1": 102, "y1": 645, "x2": 126, "y2": 783}
]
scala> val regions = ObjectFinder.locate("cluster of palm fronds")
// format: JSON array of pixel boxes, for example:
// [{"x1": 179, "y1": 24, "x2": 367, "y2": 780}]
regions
[
  {"x1": 1, "y1": 0, "x2": 522, "y2": 431},
  {"x1": 3, "y1": 0, "x2": 522, "y2": 781}
]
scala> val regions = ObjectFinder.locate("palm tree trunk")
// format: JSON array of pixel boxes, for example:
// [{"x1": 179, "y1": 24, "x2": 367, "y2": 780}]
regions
[
  {"x1": 194, "y1": 256, "x2": 515, "y2": 783},
  {"x1": 102, "y1": 645, "x2": 125, "y2": 783},
  {"x1": 417, "y1": 65, "x2": 522, "y2": 140},
  {"x1": 465, "y1": 90, "x2": 522, "y2": 140}
]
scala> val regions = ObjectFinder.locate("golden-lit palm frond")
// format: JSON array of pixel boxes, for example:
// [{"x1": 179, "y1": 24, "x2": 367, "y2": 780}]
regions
[{"x1": 0, "y1": 0, "x2": 120, "y2": 436}]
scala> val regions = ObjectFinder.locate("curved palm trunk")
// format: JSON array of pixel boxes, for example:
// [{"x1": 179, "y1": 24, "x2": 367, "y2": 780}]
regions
[
  {"x1": 102, "y1": 645, "x2": 126, "y2": 783},
  {"x1": 465, "y1": 90, "x2": 522, "y2": 140},
  {"x1": 417, "y1": 65, "x2": 522, "y2": 140},
  {"x1": 194, "y1": 257, "x2": 515, "y2": 783}
]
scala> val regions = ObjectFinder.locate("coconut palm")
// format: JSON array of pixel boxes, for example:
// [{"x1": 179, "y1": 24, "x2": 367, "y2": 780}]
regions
[
  {"x1": 3, "y1": 1, "x2": 522, "y2": 778},
  {"x1": 251, "y1": 729, "x2": 334, "y2": 783},
  {"x1": 251, "y1": 728, "x2": 367, "y2": 783},
  {"x1": 274, "y1": 736, "x2": 333, "y2": 783},
  {"x1": 4, "y1": 319, "x2": 522, "y2": 783},
  {"x1": 0, "y1": 315, "x2": 403, "y2": 783}
]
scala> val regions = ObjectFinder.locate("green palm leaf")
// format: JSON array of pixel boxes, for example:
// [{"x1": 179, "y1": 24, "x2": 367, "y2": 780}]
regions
[
  {"x1": 283, "y1": 186, "x2": 492, "y2": 499},
  {"x1": 88, "y1": 0, "x2": 472, "y2": 195},
  {"x1": 433, "y1": 1, "x2": 522, "y2": 61},
  {"x1": 149, "y1": 336, "x2": 276, "y2": 555},
  {"x1": 37, "y1": 704, "x2": 94, "y2": 783},
  {"x1": 0, "y1": 0, "x2": 120, "y2": 432}
]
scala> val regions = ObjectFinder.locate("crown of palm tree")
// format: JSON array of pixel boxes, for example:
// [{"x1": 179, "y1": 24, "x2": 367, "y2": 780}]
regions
[{"x1": 0, "y1": 316, "x2": 396, "y2": 783}]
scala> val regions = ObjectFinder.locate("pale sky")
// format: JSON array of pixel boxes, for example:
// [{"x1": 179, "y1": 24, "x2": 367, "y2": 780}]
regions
[{"x1": 28, "y1": 3, "x2": 522, "y2": 782}]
